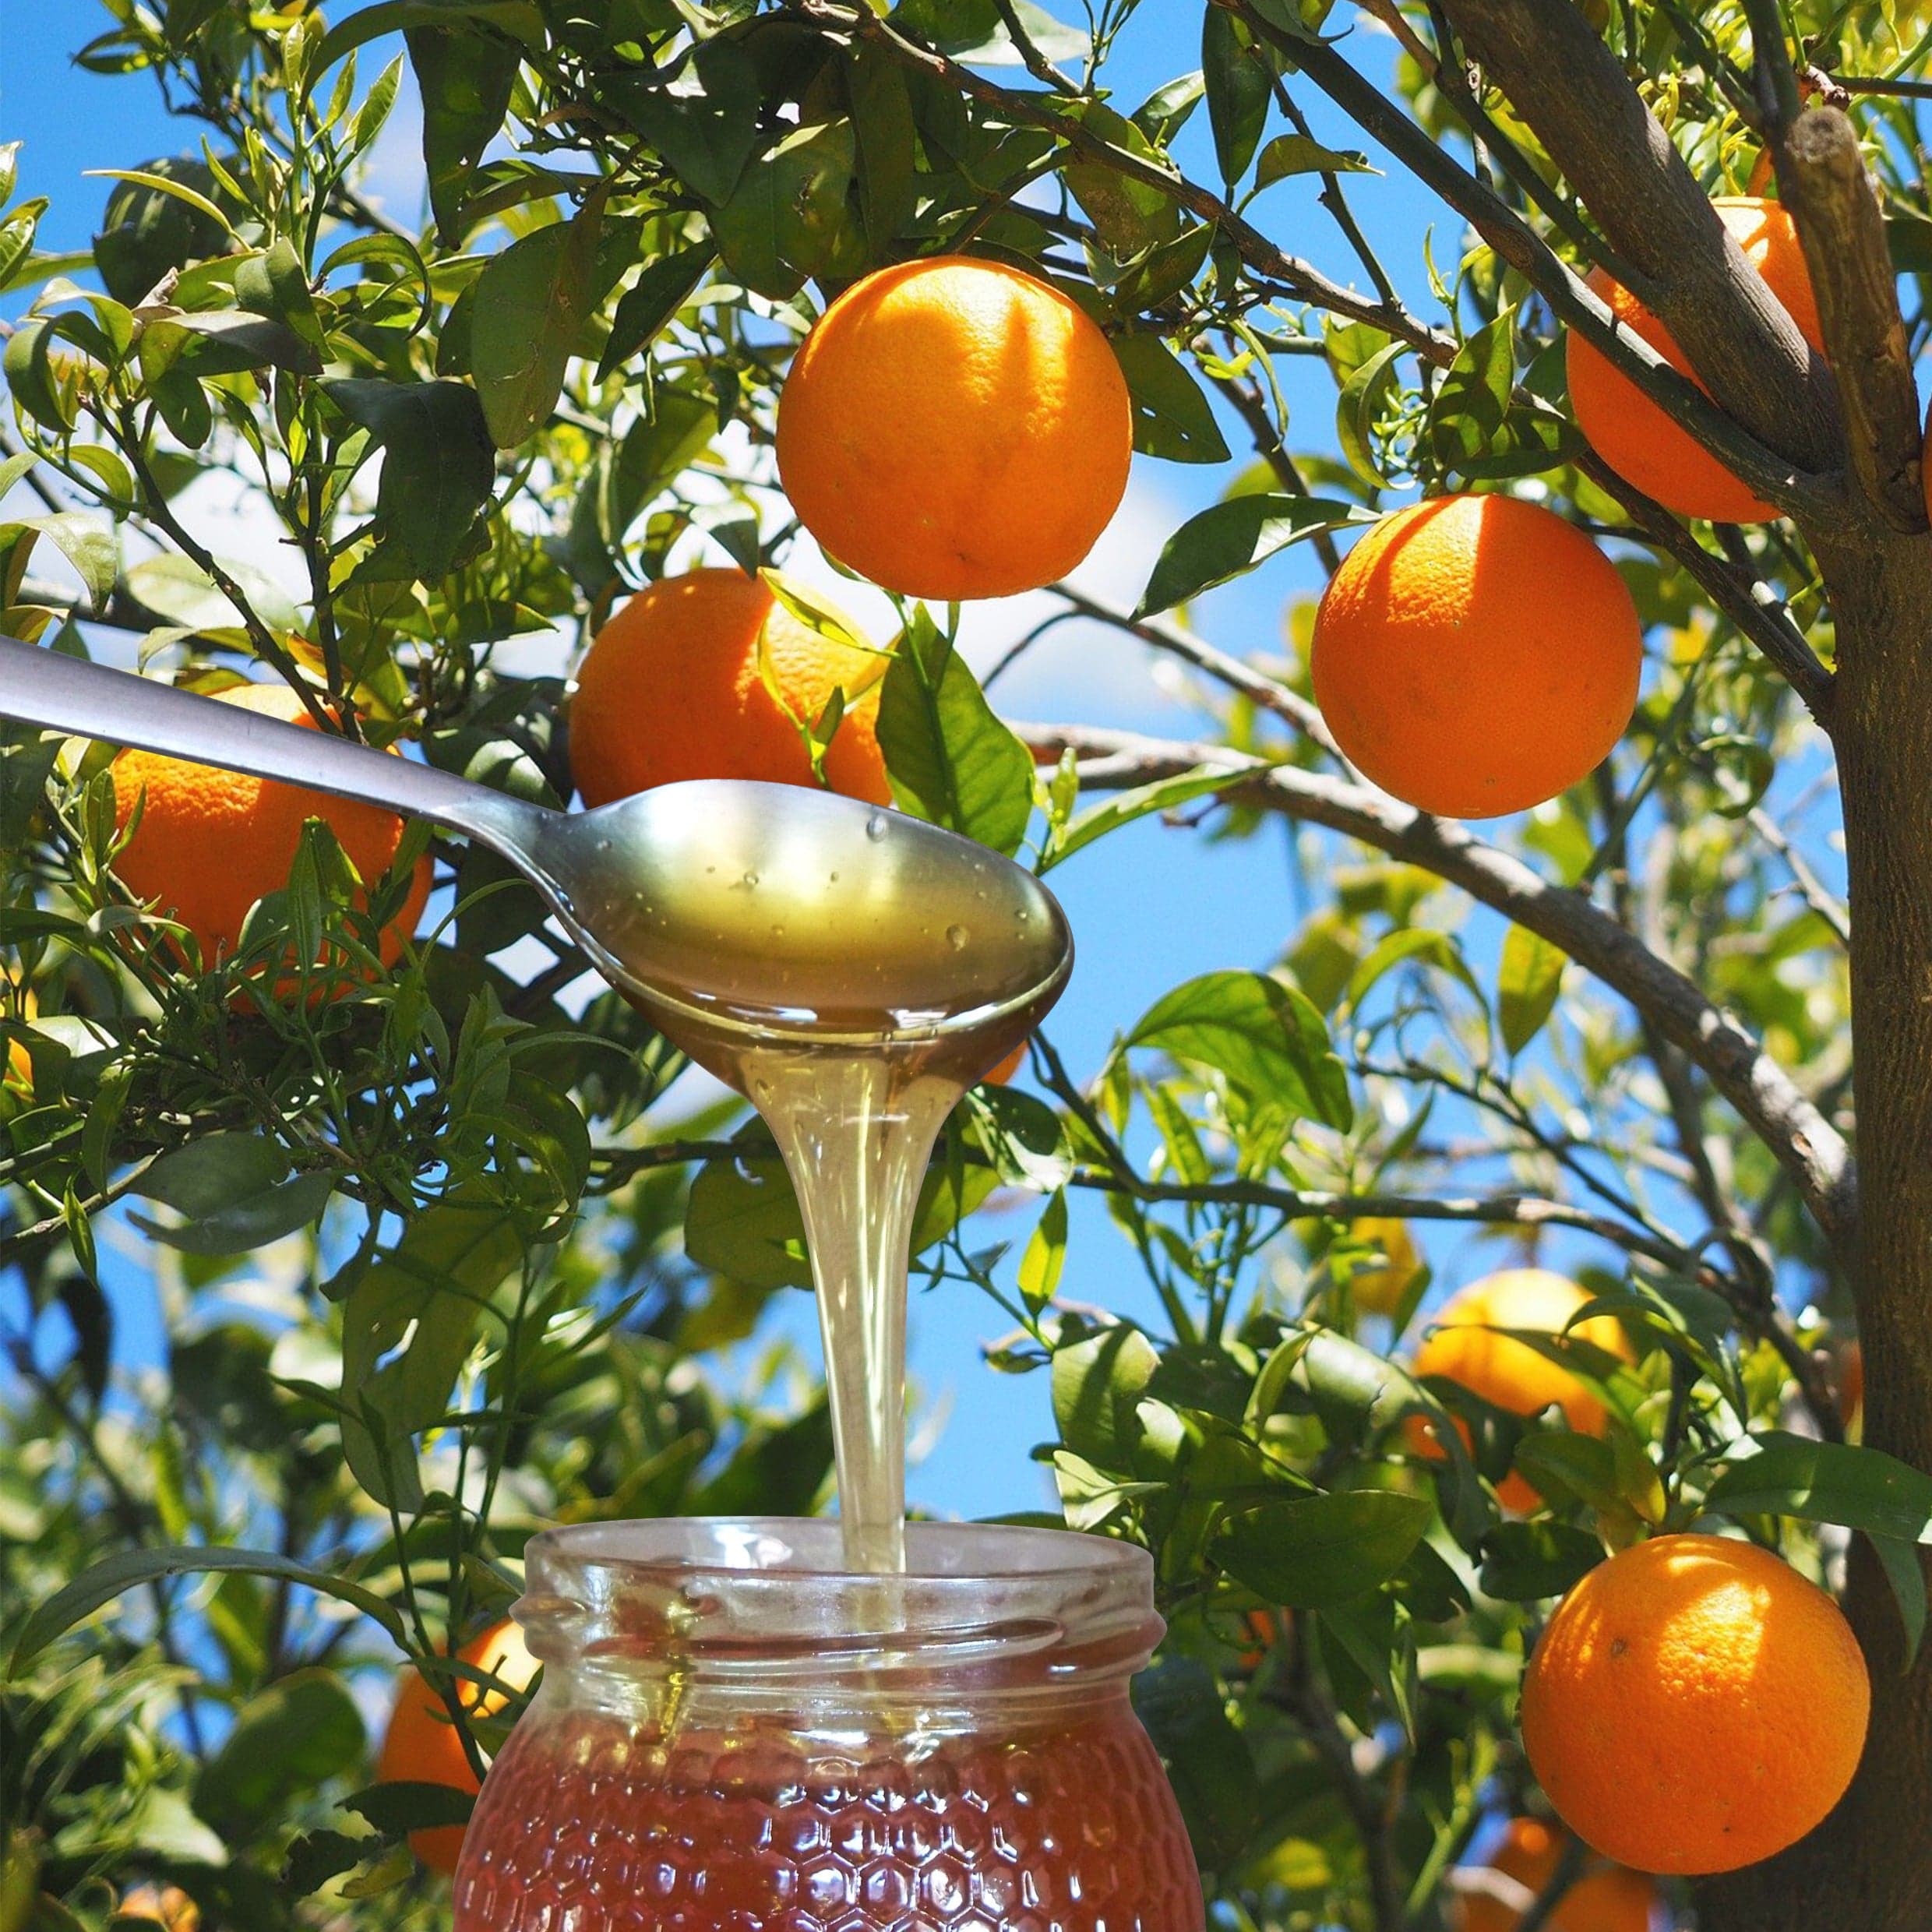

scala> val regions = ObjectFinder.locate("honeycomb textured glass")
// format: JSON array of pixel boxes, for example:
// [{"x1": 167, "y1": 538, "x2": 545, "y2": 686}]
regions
[{"x1": 455, "y1": 1707, "x2": 1201, "y2": 1932}]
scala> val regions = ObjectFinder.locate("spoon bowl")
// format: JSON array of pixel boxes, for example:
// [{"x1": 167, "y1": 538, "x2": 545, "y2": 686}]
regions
[{"x1": 0, "y1": 634, "x2": 1072, "y2": 1058}]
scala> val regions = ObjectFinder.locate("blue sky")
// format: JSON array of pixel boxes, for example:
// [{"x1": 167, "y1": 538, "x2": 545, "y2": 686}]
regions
[{"x1": 2, "y1": 3, "x2": 1714, "y2": 1521}]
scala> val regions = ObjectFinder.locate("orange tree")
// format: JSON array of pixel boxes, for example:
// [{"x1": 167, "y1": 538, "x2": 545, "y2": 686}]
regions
[{"x1": 2, "y1": 2, "x2": 1930, "y2": 1928}]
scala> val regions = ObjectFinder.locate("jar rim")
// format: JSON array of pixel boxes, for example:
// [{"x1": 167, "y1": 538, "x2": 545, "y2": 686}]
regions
[{"x1": 514, "y1": 1518, "x2": 1162, "y2": 1689}]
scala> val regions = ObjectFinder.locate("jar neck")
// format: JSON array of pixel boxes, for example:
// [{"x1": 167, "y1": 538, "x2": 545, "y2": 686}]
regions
[
  {"x1": 534, "y1": 1652, "x2": 1142, "y2": 1736},
  {"x1": 512, "y1": 1518, "x2": 1165, "y2": 1709}
]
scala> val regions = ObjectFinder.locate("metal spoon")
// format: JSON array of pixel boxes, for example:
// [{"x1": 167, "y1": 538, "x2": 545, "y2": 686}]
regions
[{"x1": 0, "y1": 633, "x2": 1073, "y2": 1059}]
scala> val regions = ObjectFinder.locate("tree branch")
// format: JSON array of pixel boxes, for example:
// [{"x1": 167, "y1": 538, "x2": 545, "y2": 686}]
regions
[
  {"x1": 1045, "y1": 579, "x2": 1345, "y2": 760},
  {"x1": 794, "y1": 0, "x2": 1449, "y2": 349},
  {"x1": 1429, "y1": 0, "x2": 1845, "y2": 490},
  {"x1": 1236, "y1": 2, "x2": 1839, "y2": 521},
  {"x1": 1576, "y1": 451, "x2": 1835, "y2": 717},
  {"x1": 1774, "y1": 108, "x2": 1927, "y2": 534},
  {"x1": 1012, "y1": 721, "x2": 1857, "y2": 1242}
]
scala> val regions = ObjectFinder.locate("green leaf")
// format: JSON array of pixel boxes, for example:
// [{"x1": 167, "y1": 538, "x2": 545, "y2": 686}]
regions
[
  {"x1": 1111, "y1": 333, "x2": 1231, "y2": 464},
  {"x1": 1202, "y1": 8, "x2": 1271, "y2": 184},
  {"x1": 1044, "y1": 765, "x2": 1239, "y2": 872},
  {"x1": 195, "y1": 1669, "x2": 366, "y2": 1834},
  {"x1": 85, "y1": 167, "x2": 233, "y2": 234},
  {"x1": 607, "y1": 41, "x2": 763, "y2": 206},
  {"x1": 9, "y1": 1546, "x2": 406, "y2": 1675},
  {"x1": 341, "y1": 1781, "x2": 478, "y2": 1835},
  {"x1": 712, "y1": 118, "x2": 863, "y2": 298},
  {"x1": 338, "y1": 1192, "x2": 529, "y2": 1510},
  {"x1": 139, "y1": 306, "x2": 324, "y2": 377},
  {"x1": 317, "y1": 1, "x2": 544, "y2": 79},
  {"x1": 1317, "y1": 1589, "x2": 1417, "y2": 1740},
  {"x1": 1136, "y1": 492, "x2": 1368, "y2": 616},
  {"x1": 960, "y1": 1083, "x2": 1074, "y2": 1190},
  {"x1": 876, "y1": 608, "x2": 1035, "y2": 857},
  {"x1": 1126, "y1": 969, "x2": 1351, "y2": 1129},
  {"x1": 887, "y1": 0, "x2": 1089, "y2": 63},
  {"x1": 1063, "y1": 101, "x2": 1180, "y2": 252},
  {"x1": 128, "y1": 1132, "x2": 337, "y2": 1255},
  {"x1": 234, "y1": 238, "x2": 324, "y2": 346},
  {"x1": 323, "y1": 378, "x2": 497, "y2": 580},
  {"x1": 1131, "y1": 1656, "x2": 1260, "y2": 1868},
  {"x1": 125, "y1": 552, "x2": 300, "y2": 633},
  {"x1": 21, "y1": 513, "x2": 118, "y2": 605},
  {"x1": 1335, "y1": 337, "x2": 1406, "y2": 488},
  {"x1": 1253, "y1": 133, "x2": 1376, "y2": 188},
  {"x1": 845, "y1": 42, "x2": 919, "y2": 249},
  {"x1": 1477, "y1": 1519, "x2": 1604, "y2": 1601},
  {"x1": 4, "y1": 320, "x2": 76, "y2": 432},
  {"x1": 1497, "y1": 922, "x2": 1567, "y2": 1056},
  {"x1": 134, "y1": 1131, "x2": 295, "y2": 1218},
  {"x1": 405, "y1": 24, "x2": 523, "y2": 242},
  {"x1": 1870, "y1": 1534, "x2": 1927, "y2": 1669},
  {"x1": 0, "y1": 208, "x2": 41, "y2": 292},
  {"x1": 1706, "y1": 1430, "x2": 1932, "y2": 1544},
  {"x1": 1052, "y1": 1324, "x2": 1160, "y2": 1471},
  {"x1": 595, "y1": 244, "x2": 713, "y2": 381},
  {"x1": 1343, "y1": 927, "x2": 1482, "y2": 1014},
  {"x1": 1214, "y1": 1490, "x2": 1433, "y2": 1606},
  {"x1": 1017, "y1": 1189, "x2": 1069, "y2": 1314},
  {"x1": 472, "y1": 211, "x2": 602, "y2": 447}
]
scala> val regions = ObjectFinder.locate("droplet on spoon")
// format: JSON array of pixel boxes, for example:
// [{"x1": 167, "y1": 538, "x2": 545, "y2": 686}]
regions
[
  {"x1": 866, "y1": 812, "x2": 889, "y2": 842},
  {"x1": 946, "y1": 925, "x2": 970, "y2": 951}
]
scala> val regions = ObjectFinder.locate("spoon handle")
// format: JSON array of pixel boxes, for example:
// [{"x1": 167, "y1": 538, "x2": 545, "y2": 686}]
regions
[{"x1": 0, "y1": 632, "x2": 537, "y2": 848}]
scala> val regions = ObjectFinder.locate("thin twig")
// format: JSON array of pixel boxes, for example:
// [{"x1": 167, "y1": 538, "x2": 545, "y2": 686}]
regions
[{"x1": 1010, "y1": 720, "x2": 1857, "y2": 1242}]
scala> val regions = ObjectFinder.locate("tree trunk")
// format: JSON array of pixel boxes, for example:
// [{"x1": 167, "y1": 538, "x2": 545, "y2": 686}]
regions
[{"x1": 1700, "y1": 531, "x2": 1932, "y2": 1928}]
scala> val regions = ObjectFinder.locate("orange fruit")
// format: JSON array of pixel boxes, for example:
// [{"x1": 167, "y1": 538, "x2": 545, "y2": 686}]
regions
[
  {"x1": 1521, "y1": 1533, "x2": 1869, "y2": 1874},
  {"x1": 1836, "y1": 1338, "x2": 1863, "y2": 1429},
  {"x1": 569, "y1": 570, "x2": 890, "y2": 809},
  {"x1": 1567, "y1": 197, "x2": 1822, "y2": 522},
  {"x1": 117, "y1": 1887, "x2": 200, "y2": 1930},
  {"x1": 1458, "y1": 1817, "x2": 1654, "y2": 1932},
  {"x1": 1310, "y1": 495, "x2": 1641, "y2": 819},
  {"x1": 1345, "y1": 1217, "x2": 1420, "y2": 1317},
  {"x1": 985, "y1": 1043, "x2": 1025, "y2": 1085},
  {"x1": 378, "y1": 1617, "x2": 539, "y2": 1874},
  {"x1": 1237, "y1": 1605, "x2": 1294, "y2": 1670},
  {"x1": 4, "y1": 975, "x2": 33, "y2": 1089},
  {"x1": 775, "y1": 256, "x2": 1132, "y2": 601},
  {"x1": 1407, "y1": 1269, "x2": 1628, "y2": 1513},
  {"x1": 111, "y1": 683, "x2": 430, "y2": 974}
]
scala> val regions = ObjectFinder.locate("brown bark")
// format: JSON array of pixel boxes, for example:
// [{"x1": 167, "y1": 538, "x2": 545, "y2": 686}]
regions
[
  {"x1": 1434, "y1": 0, "x2": 1841, "y2": 481},
  {"x1": 1701, "y1": 534, "x2": 1932, "y2": 1927}
]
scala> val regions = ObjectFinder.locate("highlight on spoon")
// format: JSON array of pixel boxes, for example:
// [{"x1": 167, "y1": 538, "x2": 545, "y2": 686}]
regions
[{"x1": 539, "y1": 780, "x2": 1074, "y2": 1048}]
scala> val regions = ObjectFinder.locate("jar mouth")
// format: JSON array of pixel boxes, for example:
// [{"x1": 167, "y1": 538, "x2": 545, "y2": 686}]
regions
[{"x1": 515, "y1": 1518, "x2": 1162, "y2": 1690}]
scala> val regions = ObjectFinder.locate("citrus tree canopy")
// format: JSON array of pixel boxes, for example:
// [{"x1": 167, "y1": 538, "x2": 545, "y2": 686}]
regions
[{"x1": 5, "y1": 2, "x2": 1932, "y2": 1929}]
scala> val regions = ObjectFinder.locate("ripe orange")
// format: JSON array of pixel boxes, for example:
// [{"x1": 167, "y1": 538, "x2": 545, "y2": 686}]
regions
[
  {"x1": 1521, "y1": 1533, "x2": 1870, "y2": 1874},
  {"x1": 1837, "y1": 1338, "x2": 1864, "y2": 1428},
  {"x1": 1238, "y1": 1605, "x2": 1295, "y2": 1670},
  {"x1": 1407, "y1": 1269, "x2": 1628, "y2": 1513},
  {"x1": 985, "y1": 1043, "x2": 1025, "y2": 1085},
  {"x1": 775, "y1": 256, "x2": 1132, "y2": 601},
  {"x1": 1458, "y1": 1817, "x2": 1654, "y2": 1932},
  {"x1": 378, "y1": 1617, "x2": 539, "y2": 1874},
  {"x1": 1567, "y1": 197, "x2": 1822, "y2": 522},
  {"x1": 569, "y1": 570, "x2": 890, "y2": 809},
  {"x1": 116, "y1": 1887, "x2": 200, "y2": 1930},
  {"x1": 4, "y1": 975, "x2": 33, "y2": 1089},
  {"x1": 1345, "y1": 1217, "x2": 1420, "y2": 1317},
  {"x1": 1310, "y1": 495, "x2": 1641, "y2": 819},
  {"x1": 111, "y1": 683, "x2": 431, "y2": 974}
]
